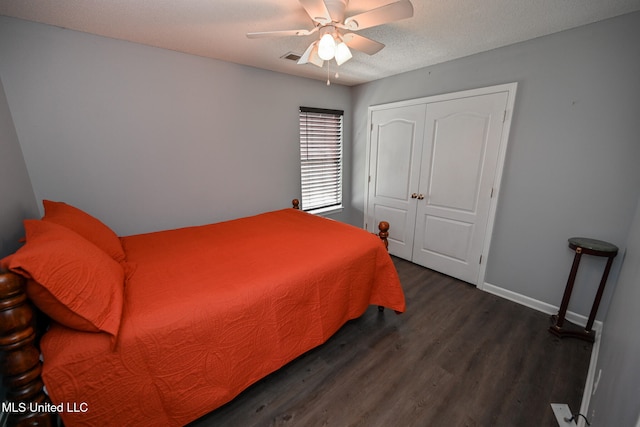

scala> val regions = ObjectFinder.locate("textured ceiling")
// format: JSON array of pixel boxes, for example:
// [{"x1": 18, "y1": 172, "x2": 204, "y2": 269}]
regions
[{"x1": 2, "y1": 0, "x2": 640, "y2": 86}]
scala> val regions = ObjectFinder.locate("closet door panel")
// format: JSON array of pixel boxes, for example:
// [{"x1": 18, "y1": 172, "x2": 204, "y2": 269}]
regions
[
  {"x1": 365, "y1": 83, "x2": 516, "y2": 287},
  {"x1": 413, "y1": 92, "x2": 509, "y2": 284},
  {"x1": 367, "y1": 104, "x2": 426, "y2": 260}
]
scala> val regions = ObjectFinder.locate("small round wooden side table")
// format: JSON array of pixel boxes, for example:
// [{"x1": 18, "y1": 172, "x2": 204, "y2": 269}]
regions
[{"x1": 549, "y1": 237, "x2": 618, "y2": 342}]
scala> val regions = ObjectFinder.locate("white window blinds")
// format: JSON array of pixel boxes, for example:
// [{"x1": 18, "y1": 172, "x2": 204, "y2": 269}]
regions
[{"x1": 299, "y1": 107, "x2": 343, "y2": 212}]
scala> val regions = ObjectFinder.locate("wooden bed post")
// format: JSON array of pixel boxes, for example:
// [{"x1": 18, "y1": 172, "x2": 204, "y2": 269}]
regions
[
  {"x1": 292, "y1": 199, "x2": 300, "y2": 209},
  {"x1": 0, "y1": 270, "x2": 53, "y2": 427},
  {"x1": 378, "y1": 221, "x2": 390, "y2": 250},
  {"x1": 377, "y1": 221, "x2": 391, "y2": 312}
]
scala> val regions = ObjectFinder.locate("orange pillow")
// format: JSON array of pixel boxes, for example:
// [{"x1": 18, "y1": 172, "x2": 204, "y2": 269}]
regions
[
  {"x1": 6, "y1": 220, "x2": 124, "y2": 338},
  {"x1": 42, "y1": 200, "x2": 126, "y2": 262},
  {"x1": 25, "y1": 280, "x2": 101, "y2": 332}
]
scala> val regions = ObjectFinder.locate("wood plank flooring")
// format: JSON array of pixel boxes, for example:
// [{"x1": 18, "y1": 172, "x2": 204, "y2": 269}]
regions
[{"x1": 189, "y1": 257, "x2": 592, "y2": 427}]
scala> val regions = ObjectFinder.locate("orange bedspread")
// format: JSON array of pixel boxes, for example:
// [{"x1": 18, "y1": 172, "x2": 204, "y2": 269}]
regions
[{"x1": 41, "y1": 209, "x2": 405, "y2": 426}]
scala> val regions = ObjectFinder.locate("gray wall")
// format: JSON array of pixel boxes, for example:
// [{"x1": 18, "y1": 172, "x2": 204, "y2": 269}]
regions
[
  {"x1": 0, "y1": 76, "x2": 39, "y2": 258},
  {"x1": 351, "y1": 11, "x2": 640, "y2": 321},
  {"x1": 0, "y1": 16, "x2": 352, "y2": 236},
  {"x1": 2, "y1": 11, "x2": 640, "y2": 427},
  {"x1": 0, "y1": 72, "x2": 39, "y2": 417},
  {"x1": 588, "y1": 196, "x2": 640, "y2": 426}
]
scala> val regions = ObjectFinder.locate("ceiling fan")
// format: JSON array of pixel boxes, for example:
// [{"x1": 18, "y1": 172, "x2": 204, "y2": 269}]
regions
[{"x1": 246, "y1": 0, "x2": 414, "y2": 68}]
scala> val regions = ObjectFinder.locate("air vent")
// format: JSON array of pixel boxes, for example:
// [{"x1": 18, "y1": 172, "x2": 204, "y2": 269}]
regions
[{"x1": 281, "y1": 52, "x2": 302, "y2": 62}]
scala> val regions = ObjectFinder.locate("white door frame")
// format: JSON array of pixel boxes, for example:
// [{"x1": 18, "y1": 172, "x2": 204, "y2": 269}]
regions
[{"x1": 364, "y1": 82, "x2": 518, "y2": 290}]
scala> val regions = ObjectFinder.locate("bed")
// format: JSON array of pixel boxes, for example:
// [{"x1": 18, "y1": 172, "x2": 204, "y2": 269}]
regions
[{"x1": 0, "y1": 200, "x2": 405, "y2": 426}]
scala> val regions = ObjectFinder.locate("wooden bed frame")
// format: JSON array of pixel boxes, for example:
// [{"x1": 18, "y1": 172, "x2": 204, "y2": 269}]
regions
[{"x1": 0, "y1": 200, "x2": 390, "y2": 427}]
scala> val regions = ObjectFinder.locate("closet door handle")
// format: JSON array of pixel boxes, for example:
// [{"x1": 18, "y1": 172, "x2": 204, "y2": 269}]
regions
[
  {"x1": 417, "y1": 194, "x2": 425, "y2": 200},
  {"x1": 411, "y1": 193, "x2": 418, "y2": 199}
]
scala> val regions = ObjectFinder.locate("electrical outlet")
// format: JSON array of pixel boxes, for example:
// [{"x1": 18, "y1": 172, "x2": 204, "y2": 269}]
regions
[{"x1": 551, "y1": 403, "x2": 575, "y2": 426}]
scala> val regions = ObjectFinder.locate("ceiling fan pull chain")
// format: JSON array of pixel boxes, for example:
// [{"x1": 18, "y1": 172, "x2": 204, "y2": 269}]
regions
[{"x1": 327, "y1": 62, "x2": 331, "y2": 85}]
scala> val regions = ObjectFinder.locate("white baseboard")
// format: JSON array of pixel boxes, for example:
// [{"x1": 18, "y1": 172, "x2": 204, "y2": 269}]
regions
[
  {"x1": 482, "y1": 282, "x2": 603, "y2": 330},
  {"x1": 482, "y1": 282, "x2": 602, "y2": 427}
]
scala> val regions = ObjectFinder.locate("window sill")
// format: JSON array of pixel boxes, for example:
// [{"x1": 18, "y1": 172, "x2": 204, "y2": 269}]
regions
[{"x1": 305, "y1": 205, "x2": 344, "y2": 217}]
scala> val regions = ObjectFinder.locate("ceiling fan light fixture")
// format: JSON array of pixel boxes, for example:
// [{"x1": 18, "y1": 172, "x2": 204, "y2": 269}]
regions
[
  {"x1": 308, "y1": 44, "x2": 325, "y2": 67},
  {"x1": 298, "y1": 41, "x2": 325, "y2": 67},
  {"x1": 248, "y1": 0, "x2": 416, "y2": 78},
  {"x1": 334, "y1": 41, "x2": 352, "y2": 65},
  {"x1": 318, "y1": 33, "x2": 336, "y2": 60}
]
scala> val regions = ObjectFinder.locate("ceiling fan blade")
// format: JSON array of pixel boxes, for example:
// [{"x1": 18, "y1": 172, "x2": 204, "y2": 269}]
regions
[
  {"x1": 247, "y1": 28, "x2": 317, "y2": 38},
  {"x1": 342, "y1": 33, "x2": 385, "y2": 55},
  {"x1": 299, "y1": 0, "x2": 332, "y2": 25},
  {"x1": 343, "y1": 0, "x2": 413, "y2": 30},
  {"x1": 297, "y1": 41, "x2": 324, "y2": 67}
]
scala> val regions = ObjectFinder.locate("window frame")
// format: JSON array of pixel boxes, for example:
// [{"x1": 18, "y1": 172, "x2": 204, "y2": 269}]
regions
[{"x1": 299, "y1": 106, "x2": 344, "y2": 214}]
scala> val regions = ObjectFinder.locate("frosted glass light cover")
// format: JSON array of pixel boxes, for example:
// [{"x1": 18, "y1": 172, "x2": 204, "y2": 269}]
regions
[
  {"x1": 318, "y1": 34, "x2": 336, "y2": 60},
  {"x1": 335, "y1": 42, "x2": 352, "y2": 65}
]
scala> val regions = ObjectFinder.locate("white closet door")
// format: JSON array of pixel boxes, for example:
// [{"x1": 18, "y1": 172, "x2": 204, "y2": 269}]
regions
[
  {"x1": 367, "y1": 104, "x2": 426, "y2": 260},
  {"x1": 412, "y1": 91, "x2": 509, "y2": 284}
]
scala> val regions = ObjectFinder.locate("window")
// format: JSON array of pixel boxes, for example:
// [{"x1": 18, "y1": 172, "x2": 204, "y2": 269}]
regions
[{"x1": 299, "y1": 107, "x2": 343, "y2": 213}]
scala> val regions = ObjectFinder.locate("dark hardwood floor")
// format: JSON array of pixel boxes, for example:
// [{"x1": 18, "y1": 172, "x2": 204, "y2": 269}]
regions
[{"x1": 189, "y1": 257, "x2": 592, "y2": 427}]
